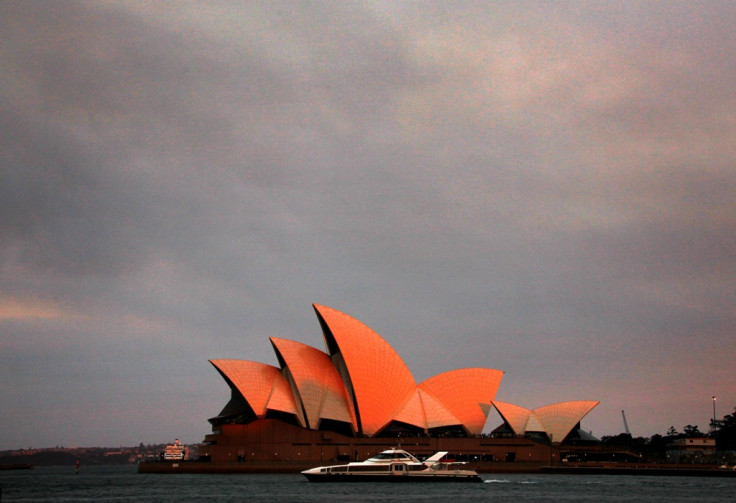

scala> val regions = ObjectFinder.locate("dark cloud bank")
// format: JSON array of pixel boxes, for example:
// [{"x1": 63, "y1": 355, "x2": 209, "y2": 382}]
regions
[{"x1": 1, "y1": 1, "x2": 734, "y2": 449}]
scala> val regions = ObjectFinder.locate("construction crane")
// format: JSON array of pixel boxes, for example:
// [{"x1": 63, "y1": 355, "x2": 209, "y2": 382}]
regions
[{"x1": 621, "y1": 410, "x2": 631, "y2": 436}]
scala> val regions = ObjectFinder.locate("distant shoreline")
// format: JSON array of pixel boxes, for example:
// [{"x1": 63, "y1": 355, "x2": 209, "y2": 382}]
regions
[
  {"x1": 0, "y1": 463, "x2": 34, "y2": 470},
  {"x1": 137, "y1": 460, "x2": 736, "y2": 477},
  {"x1": 542, "y1": 464, "x2": 736, "y2": 477},
  {"x1": 0, "y1": 444, "x2": 175, "y2": 467}
]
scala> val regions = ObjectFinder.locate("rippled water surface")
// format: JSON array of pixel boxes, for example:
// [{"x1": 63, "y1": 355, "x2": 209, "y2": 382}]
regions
[{"x1": 2, "y1": 465, "x2": 735, "y2": 502}]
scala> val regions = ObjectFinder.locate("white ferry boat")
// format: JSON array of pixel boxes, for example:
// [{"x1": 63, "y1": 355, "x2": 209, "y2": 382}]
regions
[{"x1": 301, "y1": 448, "x2": 482, "y2": 482}]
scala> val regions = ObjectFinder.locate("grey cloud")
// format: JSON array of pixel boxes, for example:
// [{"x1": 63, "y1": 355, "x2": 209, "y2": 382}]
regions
[{"x1": 1, "y1": 1, "x2": 734, "y2": 448}]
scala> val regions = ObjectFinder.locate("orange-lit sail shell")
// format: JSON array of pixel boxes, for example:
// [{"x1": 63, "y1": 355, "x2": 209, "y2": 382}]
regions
[
  {"x1": 210, "y1": 359, "x2": 299, "y2": 419},
  {"x1": 492, "y1": 400, "x2": 533, "y2": 435},
  {"x1": 391, "y1": 389, "x2": 428, "y2": 430},
  {"x1": 417, "y1": 388, "x2": 463, "y2": 430},
  {"x1": 270, "y1": 337, "x2": 355, "y2": 431},
  {"x1": 525, "y1": 411, "x2": 546, "y2": 433},
  {"x1": 266, "y1": 367, "x2": 302, "y2": 422},
  {"x1": 533, "y1": 400, "x2": 599, "y2": 443},
  {"x1": 312, "y1": 304, "x2": 417, "y2": 436},
  {"x1": 419, "y1": 368, "x2": 504, "y2": 434}
]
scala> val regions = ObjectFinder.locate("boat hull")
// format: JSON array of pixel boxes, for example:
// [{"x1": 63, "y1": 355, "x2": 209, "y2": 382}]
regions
[
  {"x1": 303, "y1": 472, "x2": 482, "y2": 482},
  {"x1": 301, "y1": 448, "x2": 483, "y2": 482}
]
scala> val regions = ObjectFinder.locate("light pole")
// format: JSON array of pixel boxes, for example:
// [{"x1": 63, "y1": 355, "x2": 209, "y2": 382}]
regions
[{"x1": 712, "y1": 396, "x2": 717, "y2": 429}]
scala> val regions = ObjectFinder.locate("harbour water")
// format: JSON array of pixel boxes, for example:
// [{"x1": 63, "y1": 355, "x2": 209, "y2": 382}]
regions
[{"x1": 2, "y1": 465, "x2": 736, "y2": 502}]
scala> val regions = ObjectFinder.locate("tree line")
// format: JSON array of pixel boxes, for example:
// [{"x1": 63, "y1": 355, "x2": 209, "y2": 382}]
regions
[{"x1": 600, "y1": 406, "x2": 736, "y2": 462}]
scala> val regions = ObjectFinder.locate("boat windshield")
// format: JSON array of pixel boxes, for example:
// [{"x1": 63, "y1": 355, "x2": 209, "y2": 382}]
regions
[{"x1": 369, "y1": 451, "x2": 416, "y2": 462}]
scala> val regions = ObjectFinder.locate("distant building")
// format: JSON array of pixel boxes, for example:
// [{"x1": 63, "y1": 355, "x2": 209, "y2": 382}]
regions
[
  {"x1": 667, "y1": 437, "x2": 716, "y2": 463},
  {"x1": 199, "y1": 304, "x2": 599, "y2": 465}
]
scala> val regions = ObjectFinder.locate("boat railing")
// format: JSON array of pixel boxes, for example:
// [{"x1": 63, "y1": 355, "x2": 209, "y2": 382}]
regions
[{"x1": 324, "y1": 464, "x2": 393, "y2": 473}]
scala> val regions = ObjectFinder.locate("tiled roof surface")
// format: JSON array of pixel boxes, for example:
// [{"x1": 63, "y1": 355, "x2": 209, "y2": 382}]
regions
[
  {"x1": 419, "y1": 368, "x2": 504, "y2": 434},
  {"x1": 533, "y1": 400, "x2": 599, "y2": 443},
  {"x1": 492, "y1": 400, "x2": 532, "y2": 434},
  {"x1": 210, "y1": 359, "x2": 294, "y2": 416},
  {"x1": 270, "y1": 337, "x2": 355, "y2": 430},
  {"x1": 313, "y1": 304, "x2": 417, "y2": 435}
]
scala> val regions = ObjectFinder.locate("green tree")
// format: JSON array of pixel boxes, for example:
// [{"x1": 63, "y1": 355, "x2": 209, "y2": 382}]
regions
[
  {"x1": 645, "y1": 434, "x2": 667, "y2": 460},
  {"x1": 713, "y1": 407, "x2": 736, "y2": 450},
  {"x1": 682, "y1": 424, "x2": 703, "y2": 437}
]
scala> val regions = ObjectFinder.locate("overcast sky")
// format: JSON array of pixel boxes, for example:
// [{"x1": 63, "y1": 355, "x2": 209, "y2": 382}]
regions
[{"x1": 2, "y1": 1, "x2": 735, "y2": 450}]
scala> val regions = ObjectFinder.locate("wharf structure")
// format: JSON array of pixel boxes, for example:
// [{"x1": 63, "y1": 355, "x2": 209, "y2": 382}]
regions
[{"x1": 141, "y1": 304, "x2": 598, "y2": 473}]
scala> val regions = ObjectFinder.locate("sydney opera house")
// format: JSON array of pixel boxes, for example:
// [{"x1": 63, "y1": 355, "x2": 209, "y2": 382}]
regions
[{"x1": 191, "y1": 304, "x2": 599, "y2": 472}]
